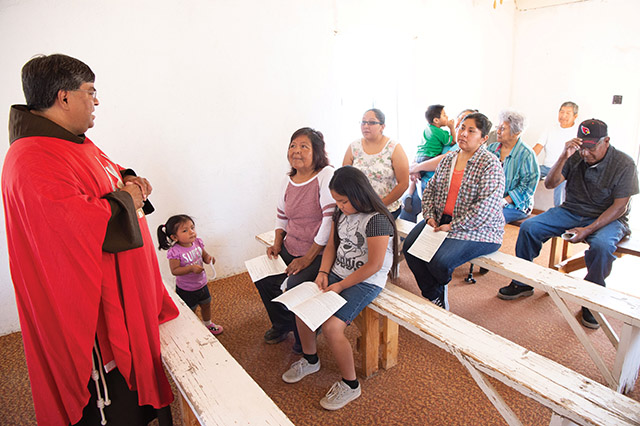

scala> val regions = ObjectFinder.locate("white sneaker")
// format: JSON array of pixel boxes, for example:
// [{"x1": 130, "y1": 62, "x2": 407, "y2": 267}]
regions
[
  {"x1": 282, "y1": 358, "x2": 320, "y2": 383},
  {"x1": 319, "y1": 381, "x2": 361, "y2": 410}
]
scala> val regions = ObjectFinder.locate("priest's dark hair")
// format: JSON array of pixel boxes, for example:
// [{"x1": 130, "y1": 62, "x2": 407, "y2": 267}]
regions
[
  {"x1": 157, "y1": 214, "x2": 195, "y2": 250},
  {"x1": 22, "y1": 54, "x2": 95, "y2": 111}
]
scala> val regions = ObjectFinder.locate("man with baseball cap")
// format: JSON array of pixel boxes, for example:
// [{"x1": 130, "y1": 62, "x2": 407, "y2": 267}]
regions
[{"x1": 497, "y1": 119, "x2": 638, "y2": 328}]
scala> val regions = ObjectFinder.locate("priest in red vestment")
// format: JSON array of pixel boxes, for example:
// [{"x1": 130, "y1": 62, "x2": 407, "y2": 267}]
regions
[{"x1": 2, "y1": 54, "x2": 179, "y2": 425}]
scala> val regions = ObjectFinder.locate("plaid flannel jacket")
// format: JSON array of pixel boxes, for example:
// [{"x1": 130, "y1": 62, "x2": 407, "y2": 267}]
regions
[{"x1": 422, "y1": 146, "x2": 506, "y2": 244}]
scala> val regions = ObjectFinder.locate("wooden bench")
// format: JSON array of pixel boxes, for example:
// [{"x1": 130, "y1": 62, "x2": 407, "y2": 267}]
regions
[
  {"x1": 551, "y1": 234, "x2": 640, "y2": 273},
  {"x1": 159, "y1": 283, "x2": 294, "y2": 426},
  {"x1": 471, "y1": 251, "x2": 640, "y2": 394},
  {"x1": 362, "y1": 282, "x2": 640, "y2": 426},
  {"x1": 254, "y1": 224, "x2": 640, "y2": 423}
]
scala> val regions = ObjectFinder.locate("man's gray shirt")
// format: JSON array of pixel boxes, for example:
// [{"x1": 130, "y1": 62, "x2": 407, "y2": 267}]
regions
[{"x1": 561, "y1": 145, "x2": 639, "y2": 231}]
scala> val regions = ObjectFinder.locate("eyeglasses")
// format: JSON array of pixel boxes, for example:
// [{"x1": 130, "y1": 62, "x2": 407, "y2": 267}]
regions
[
  {"x1": 361, "y1": 120, "x2": 382, "y2": 126},
  {"x1": 71, "y1": 89, "x2": 98, "y2": 100}
]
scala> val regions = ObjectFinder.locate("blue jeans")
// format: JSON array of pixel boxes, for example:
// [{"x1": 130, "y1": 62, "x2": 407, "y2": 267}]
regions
[
  {"x1": 540, "y1": 165, "x2": 565, "y2": 207},
  {"x1": 399, "y1": 188, "x2": 422, "y2": 222},
  {"x1": 327, "y1": 272, "x2": 382, "y2": 324},
  {"x1": 400, "y1": 170, "x2": 434, "y2": 223},
  {"x1": 403, "y1": 220, "x2": 501, "y2": 302},
  {"x1": 503, "y1": 207, "x2": 528, "y2": 224},
  {"x1": 513, "y1": 206, "x2": 627, "y2": 287}
]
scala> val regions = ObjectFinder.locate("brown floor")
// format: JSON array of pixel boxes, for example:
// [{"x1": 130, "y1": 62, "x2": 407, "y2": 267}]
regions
[{"x1": 1, "y1": 226, "x2": 639, "y2": 425}]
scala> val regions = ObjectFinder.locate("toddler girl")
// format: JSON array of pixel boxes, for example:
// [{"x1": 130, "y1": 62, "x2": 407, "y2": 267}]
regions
[{"x1": 157, "y1": 215, "x2": 223, "y2": 335}]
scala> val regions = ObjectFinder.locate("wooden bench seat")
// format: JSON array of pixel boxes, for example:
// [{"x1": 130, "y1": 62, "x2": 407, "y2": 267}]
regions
[
  {"x1": 551, "y1": 234, "x2": 640, "y2": 274},
  {"x1": 362, "y1": 282, "x2": 640, "y2": 426},
  {"x1": 159, "y1": 283, "x2": 294, "y2": 426},
  {"x1": 471, "y1": 251, "x2": 640, "y2": 394}
]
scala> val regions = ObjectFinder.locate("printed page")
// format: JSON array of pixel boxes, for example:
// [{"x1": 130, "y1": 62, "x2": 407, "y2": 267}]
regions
[
  {"x1": 292, "y1": 291, "x2": 347, "y2": 331},
  {"x1": 272, "y1": 281, "x2": 347, "y2": 331},
  {"x1": 244, "y1": 254, "x2": 287, "y2": 282},
  {"x1": 407, "y1": 223, "x2": 448, "y2": 262},
  {"x1": 271, "y1": 281, "x2": 322, "y2": 310}
]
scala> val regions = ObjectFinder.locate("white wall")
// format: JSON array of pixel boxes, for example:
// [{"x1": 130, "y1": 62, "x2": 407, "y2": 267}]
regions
[
  {"x1": 512, "y1": 0, "x2": 640, "y2": 161},
  {"x1": 0, "y1": 0, "x2": 517, "y2": 335}
]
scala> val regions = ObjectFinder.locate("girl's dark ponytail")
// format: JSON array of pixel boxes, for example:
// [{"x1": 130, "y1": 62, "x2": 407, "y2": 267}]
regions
[{"x1": 157, "y1": 224, "x2": 172, "y2": 250}]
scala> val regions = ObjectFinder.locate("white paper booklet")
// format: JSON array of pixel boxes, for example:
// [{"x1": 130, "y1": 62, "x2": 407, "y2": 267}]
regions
[
  {"x1": 244, "y1": 255, "x2": 287, "y2": 282},
  {"x1": 272, "y1": 281, "x2": 347, "y2": 332},
  {"x1": 407, "y1": 223, "x2": 448, "y2": 262}
]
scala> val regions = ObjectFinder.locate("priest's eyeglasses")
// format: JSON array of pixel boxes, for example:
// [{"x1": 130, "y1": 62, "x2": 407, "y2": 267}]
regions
[{"x1": 71, "y1": 89, "x2": 98, "y2": 100}]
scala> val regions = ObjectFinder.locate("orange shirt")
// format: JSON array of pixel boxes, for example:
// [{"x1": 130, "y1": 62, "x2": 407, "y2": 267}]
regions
[{"x1": 443, "y1": 169, "x2": 465, "y2": 216}]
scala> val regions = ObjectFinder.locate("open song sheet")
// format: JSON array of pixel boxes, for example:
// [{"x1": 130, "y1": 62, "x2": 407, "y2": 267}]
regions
[
  {"x1": 245, "y1": 254, "x2": 287, "y2": 282},
  {"x1": 272, "y1": 281, "x2": 347, "y2": 331}
]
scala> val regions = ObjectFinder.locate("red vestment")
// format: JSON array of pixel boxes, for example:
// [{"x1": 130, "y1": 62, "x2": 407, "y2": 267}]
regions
[{"x1": 2, "y1": 106, "x2": 179, "y2": 425}]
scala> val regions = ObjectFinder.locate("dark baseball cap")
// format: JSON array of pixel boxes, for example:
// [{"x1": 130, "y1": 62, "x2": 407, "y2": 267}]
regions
[{"x1": 577, "y1": 119, "x2": 608, "y2": 146}]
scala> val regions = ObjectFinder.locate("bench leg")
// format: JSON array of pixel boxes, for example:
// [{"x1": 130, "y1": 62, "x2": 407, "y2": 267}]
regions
[
  {"x1": 381, "y1": 317, "x2": 398, "y2": 370},
  {"x1": 549, "y1": 413, "x2": 579, "y2": 426},
  {"x1": 453, "y1": 348, "x2": 523, "y2": 426},
  {"x1": 549, "y1": 237, "x2": 563, "y2": 269},
  {"x1": 547, "y1": 288, "x2": 618, "y2": 389},
  {"x1": 613, "y1": 323, "x2": 640, "y2": 394},
  {"x1": 359, "y1": 306, "x2": 380, "y2": 378},
  {"x1": 179, "y1": 392, "x2": 201, "y2": 426}
]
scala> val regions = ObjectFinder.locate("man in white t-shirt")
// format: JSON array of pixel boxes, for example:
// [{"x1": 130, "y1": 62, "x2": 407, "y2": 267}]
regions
[{"x1": 533, "y1": 101, "x2": 579, "y2": 206}]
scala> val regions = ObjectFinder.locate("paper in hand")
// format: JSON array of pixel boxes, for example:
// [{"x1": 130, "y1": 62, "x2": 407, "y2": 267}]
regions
[
  {"x1": 407, "y1": 223, "x2": 448, "y2": 262},
  {"x1": 245, "y1": 254, "x2": 287, "y2": 282}
]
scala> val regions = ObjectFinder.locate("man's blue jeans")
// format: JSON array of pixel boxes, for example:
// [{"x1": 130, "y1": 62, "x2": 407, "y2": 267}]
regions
[
  {"x1": 403, "y1": 220, "x2": 501, "y2": 302},
  {"x1": 514, "y1": 206, "x2": 627, "y2": 287},
  {"x1": 540, "y1": 165, "x2": 565, "y2": 207}
]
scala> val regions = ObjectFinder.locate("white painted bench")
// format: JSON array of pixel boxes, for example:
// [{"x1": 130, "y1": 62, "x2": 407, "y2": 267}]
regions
[
  {"x1": 367, "y1": 282, "x2": 640, "y2": 426},
  {"x1": 472, "y1": 251, "x2": 640, "y2": 394},
  {"x1": 159, "y1": 282, "x2": 294, "y2": 426},
  {"x1": 253, "y1": 224, "x2": 640, "y2": 424}
]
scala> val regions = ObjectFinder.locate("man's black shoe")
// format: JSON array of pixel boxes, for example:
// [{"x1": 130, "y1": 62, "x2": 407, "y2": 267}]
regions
[
  {"x1": 497, "y1": 282, "x2": 534, "y2": 300},
  {"x1": 581, "y1": 307, "x2": 600, "y2": 329}
]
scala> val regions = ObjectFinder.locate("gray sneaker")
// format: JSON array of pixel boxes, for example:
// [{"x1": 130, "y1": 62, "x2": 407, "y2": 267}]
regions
[
  {"x1": 319, "y1": 381, "x2": 361, "y2": 410},
  {"x1": 282, "y1": 358, "x2": 320, "y2": 383}
]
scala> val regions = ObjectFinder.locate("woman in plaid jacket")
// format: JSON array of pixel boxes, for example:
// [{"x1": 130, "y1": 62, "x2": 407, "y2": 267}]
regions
[{"x1": 402, "y1": 112, "x2": 505, "y2": 310}]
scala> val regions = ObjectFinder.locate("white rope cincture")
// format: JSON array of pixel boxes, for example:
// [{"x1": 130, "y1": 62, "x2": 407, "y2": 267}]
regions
[{"x1": 91, "y1": 342, "x2": 111, "y2": 425}]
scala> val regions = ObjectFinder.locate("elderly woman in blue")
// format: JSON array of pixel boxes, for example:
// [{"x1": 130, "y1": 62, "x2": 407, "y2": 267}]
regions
[{"x1": 487, "y1": 110, "x2": 540, "y2": 224}]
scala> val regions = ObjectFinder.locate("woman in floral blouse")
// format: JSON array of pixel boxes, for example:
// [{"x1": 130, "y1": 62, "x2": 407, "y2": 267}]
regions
[
  {"x1": 402, "y1": 112, "x2": 505, "y2": 310},
  {"x1": 343, "y1": 108, "x2": 409, "y2": 218}
]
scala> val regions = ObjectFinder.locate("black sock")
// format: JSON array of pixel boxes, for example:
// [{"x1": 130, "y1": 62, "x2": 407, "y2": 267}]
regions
[
  {"x1": 303, "y1": 353, "x2": 318, "y2": 364},
  {"x1": 342, "y1": 378, "x2": 359, "y2": 389}
]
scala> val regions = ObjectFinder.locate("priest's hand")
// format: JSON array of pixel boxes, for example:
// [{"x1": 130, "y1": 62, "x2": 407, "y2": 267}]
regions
[
  {"x1": 123, "y1": 175, "x2": 153, "y2": 200},
  {"x1": 121, "y1": 183, "x2": 144, "y2": 210}
]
